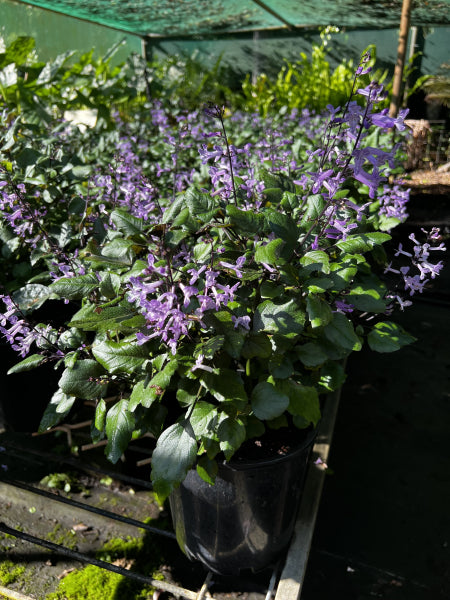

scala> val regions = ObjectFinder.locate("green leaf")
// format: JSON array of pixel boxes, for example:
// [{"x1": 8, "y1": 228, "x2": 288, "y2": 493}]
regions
[
  {"x1": 100, "y1": 272, "x2": 121, "y2": 299},
  {"x1": 368, "y1": 321, "x2": 416, "y2": 353},
  {"x1": 68, "y1": 303, "x2": 143, "y2": 332},
  {"x1": 251, "y1": 381, "x2": 289, "y2": 420},
  {"x1": 12, "y1": 284, "x2": 57, "y2": 312},
  {"x1": 296, "y1": 342, "x2": 328, "y2": 367},
  {"x1": 306, "y1": 294, "x2": 333, "y2": 328},
  {"x1": 300, "y1": 251, "x2": 330, "y2": 274},
  {"x1": 347, "y1": 280, "x2": 388, "y2": 313},
  {"x1": 336, "y1": 232, "x2": 391, "y2": 254},
  {"x1": 185, "y1": 187, "x2": 217, "y2": 221},
  {"x1": 151, "y1": 420, "x2": 197, "y2": 504},
  {"x1": 265, "y1": 210, "x2": 299, "y2": 247},
  {"x1": 58, "y1": 359, "x2": 107, "y2": 400},
  {"x1": 38, "y1": 389, "x2": 76, "y2": 433},
  {"x1": 95, "y1": 398, "x2": 107, "y2": 431},
  {"x1": 92, "y1": 340, "x2": 149, "y2": 374},
  {"x1": 277, "y1": 379, "x2": 321, "y2": 426},
  {"x1": 323, "y1": 313, "x2": 362, "y2": 351},
  {"x1": 200, "y1": 369, "x2": 248, "y2": 403},
  {"x1": 105, "y1": 399, "x2": 135, "y2": 464},
  {"x1": 319, "y1": 361, "x2": 347, "y2": 391},
  {"x1": 300, "y1": 194, "x2": 325, "y2": 229},
  {"x1": 129, "y1": 360, "x2": 178, "y2": 410},
  {"x1": 226, "y1": 205, "x2": 264, "y2": 235},
  {"x1": 241, "y1": 332, "x2": 272, "y2": 359},
  {"x1": 110, "y1": 209, "x2": 145, "y2": 236},
  {"x1": 253, "y1": 298, "x2": 305, "y2": 336},
  {"x1": 196, "y1": 455, "x2": 218, "y2": 485},
  {"x1": 7, "y1": 354, "x2": 46, "y2": 374},
  {"x1": 254, "y1": 238, "x2": 286, "y2": 266},
  {"x1": 50, "y1": 274, "x2": 100, "y2": 300},
  {"x1": 189, "y1": 402, "x2": 219, "y2": 438},
  {"x1": 218, "y1": 417, "x2": 246, "y2": 460}
]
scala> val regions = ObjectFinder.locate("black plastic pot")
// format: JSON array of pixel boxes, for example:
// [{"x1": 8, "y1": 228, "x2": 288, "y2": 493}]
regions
[{"x1": 169, "y1": 427, "x2": 317, "y2": 575}]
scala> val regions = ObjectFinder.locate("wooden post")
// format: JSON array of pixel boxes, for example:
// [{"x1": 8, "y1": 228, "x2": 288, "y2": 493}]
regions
[{"x1": 389, "y1": 0, "x2": 413, "y2": 117}]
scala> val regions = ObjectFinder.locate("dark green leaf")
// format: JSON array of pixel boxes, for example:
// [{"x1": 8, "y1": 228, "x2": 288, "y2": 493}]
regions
[
  {"x1": 323, "y1": 313, "x2": 362, "y2": 351},
  {"x1": 7, "y1": 354, "x2": 46, "y2": 374},
  {"x1": 218, "y1": 417, "x2": 246, "y2": 460},
  {"x1": 59, "y1": 359, "x2": 107, "y2": 400},
  {"x1": 110, "y1": 209, "x2": 144, "y2": 236},
  {"x1": 226, "y1": 205, "x2": 264, "y2": 235},
  {"x1": 368, "y1": 321, "x2": 416, "y2": 353},
  {"x1": 254, "y1": 238, "x2": 285, "y2": 266},
  {"x1": 50, "y1": 274, "x2": 100, "y2": 300},
  {"x1": 251, "y1": 381, "x2": 289, "y2": 420},
  {"x1": 38, "y1": 389, "x2": 76, "y2": 433},
  {"x1": 336, "y1": 232, "x2": 391, "y2": 254},
  {"x1": 151, "y1": 420, "x2": 197, "y2": 504},
  {"x1": 253, "y1": 298, "x2": 305, "y2": 336},
  {"x1": 306, "y1": 294, "x2": 333, "y2": 328},
  {"x1": 92, "y1": 340, "x2": 149, "y2": 374},
  {"x1": 105, "y1": 399, "x2": 135, "y2": 463}
]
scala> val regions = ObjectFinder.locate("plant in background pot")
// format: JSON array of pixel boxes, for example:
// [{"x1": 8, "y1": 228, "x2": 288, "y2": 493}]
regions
[{"x1": 0, "y1": 50, "x2": 446, "y2": 574}]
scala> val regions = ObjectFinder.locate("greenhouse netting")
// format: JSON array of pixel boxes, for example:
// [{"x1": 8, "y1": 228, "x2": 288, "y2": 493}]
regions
[{"x1": 12, "y1": 0, "x2": 450, "y2": 38}]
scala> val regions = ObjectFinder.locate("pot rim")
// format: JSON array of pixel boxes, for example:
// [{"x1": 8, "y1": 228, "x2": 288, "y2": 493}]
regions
[{"x1": 219, "y1": 425, "x2": 318, "y2": 472}]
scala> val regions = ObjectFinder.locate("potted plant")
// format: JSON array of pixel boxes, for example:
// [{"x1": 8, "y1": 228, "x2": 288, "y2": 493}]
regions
[{"x1": 0, "y1": 50, "x2": 446, "y2": 574}]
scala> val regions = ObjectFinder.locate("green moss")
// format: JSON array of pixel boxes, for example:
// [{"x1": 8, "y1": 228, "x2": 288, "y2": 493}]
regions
[
  {"x1": 45, "y1": 523, "x2": 78, "y2": 550},
  {"x1": 0, "y1": 560, "x2": 26, "y2": 586},
  {"x1": 45, "y1": 528, "x2": 170, "y2": 600}
]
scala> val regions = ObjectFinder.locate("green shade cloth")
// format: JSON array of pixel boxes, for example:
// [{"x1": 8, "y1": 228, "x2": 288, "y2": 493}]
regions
[{"x1": 13, "y1": 0, "x2": 450, "y2": 37}]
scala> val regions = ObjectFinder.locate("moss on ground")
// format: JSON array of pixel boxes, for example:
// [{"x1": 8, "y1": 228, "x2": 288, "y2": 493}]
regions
[
  {"x1": 45, "y1": 525, "x2": 169, "y2": 600},
  {"x1": 0, "y1": 560, "x2": 26, "y2": 586}
]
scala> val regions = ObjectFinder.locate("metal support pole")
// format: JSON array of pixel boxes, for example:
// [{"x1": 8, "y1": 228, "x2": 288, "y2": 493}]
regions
[{"x1": 389, "y1": 0, "x2": 413, "y2": 117}]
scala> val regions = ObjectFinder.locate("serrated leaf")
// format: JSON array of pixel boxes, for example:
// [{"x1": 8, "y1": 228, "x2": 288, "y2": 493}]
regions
[
  {"x1": 7, "y1": 354, "x2": 46, "y2": 374},
  {"x1": 189, "y1": 401, "x2": 219, "y2": 438},
  {"x1": 200, "y1": 369, "x2": 248, "y2": 403},
  {"x1": 265, "y1": 210, "x2": 299, "y2": 246},
  {"x1": 50, "y1": 274, "x2": 100, "y2": 300},
  {"x1": 129, "y1": 360, "x2": 178, "y2": 410},
  {"x1": 226, "y1": 204, "x2": 264, "y2": 235},
  {"x1": 151, "y1": 420, "x2": 197, "y2": 504},
  {"x1": 251, "y1": 381, "x2": 289, "y2": 420},
  {"x1": 68, "y1": 303, "x2": 143, "y2": 332},
  {"x1": 105, "y1": 399, "x2": 135, "y2": 463},
  {"x1": 110, "y1": 209, "x2": 144, "y2": 236},
  {"x1": 58, "y1": 359, "x2": 107, "y2": 399},
  {"x1": 12, "y1": 284, "x2": 57, "y2": 312},
  {"x1": 336, "y1": 232, "x2": 391, "y2": 254},
  {"x1": 92, "y1": 340, "x2": 149, "y2": 374}
]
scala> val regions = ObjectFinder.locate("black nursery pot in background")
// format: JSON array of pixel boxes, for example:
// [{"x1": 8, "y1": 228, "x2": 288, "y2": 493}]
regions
[{"x1": 169, "y1": 427, "x2": 317, "y2": 576}]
